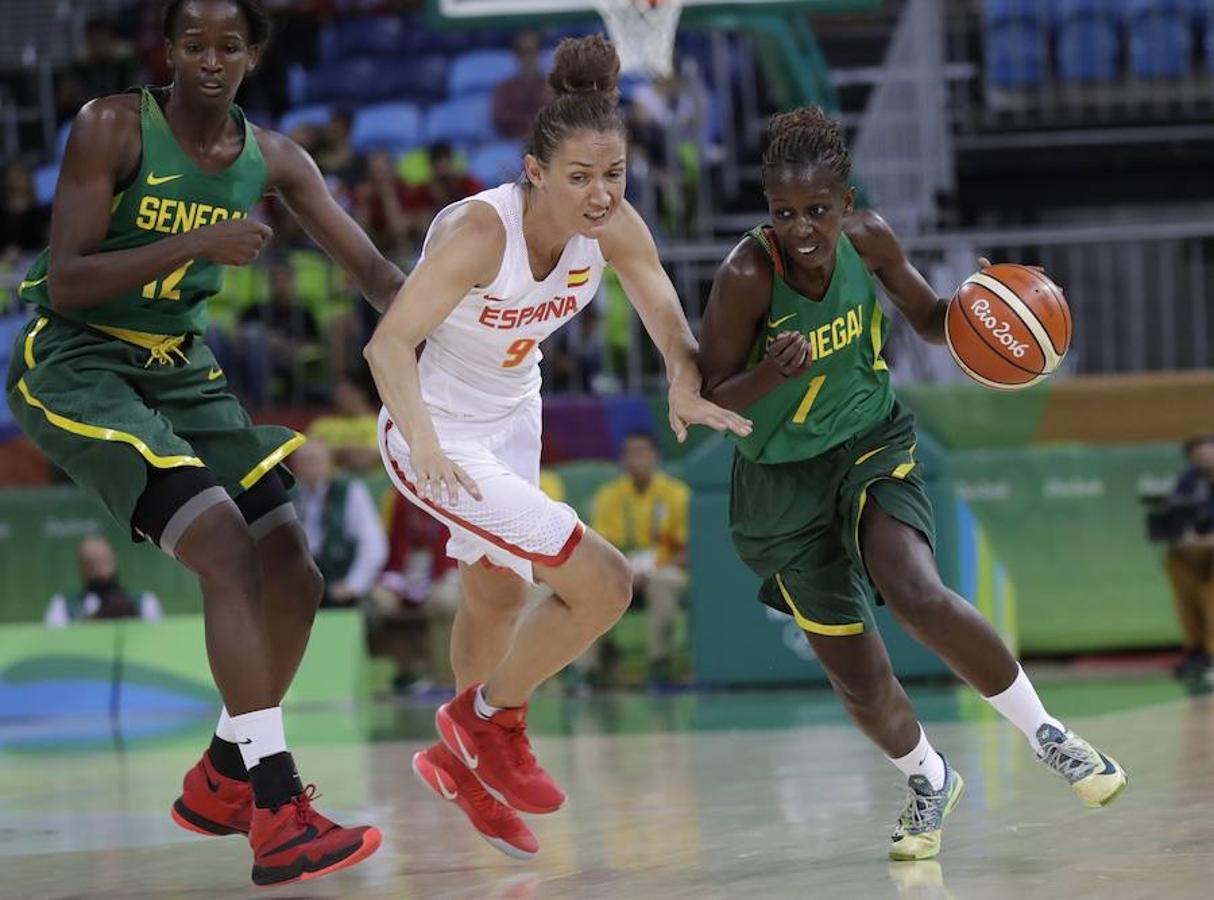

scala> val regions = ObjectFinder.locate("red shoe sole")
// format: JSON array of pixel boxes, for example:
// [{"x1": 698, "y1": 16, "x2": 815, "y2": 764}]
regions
[
  {"x1": 255, "y1": 827, "x2": 383, "y2": 889},
  {"x1": 435, "y1": 705, "x2": 564, "y2": 816},
  {"x1": 411, "y1": 752, "x2": 538, "y2": 860}
]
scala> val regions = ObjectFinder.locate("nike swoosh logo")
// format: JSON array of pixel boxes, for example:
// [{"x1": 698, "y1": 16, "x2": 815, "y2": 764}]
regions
[
  {"x1": 1097, "y1": 752, "x2": 1117, "y2": 776},
  {"x1": 453, "y1": 729, "x2": 479, "y2": 770},
  {"x1": 264, "y1": 823, "x2": 319, "y2": 856},
  {"x1": 237, "y1": 738, "x2": 252, "y2": 745},
  {"x1": 147, "y1": 172, "x2": 184, "y2": 186},
  {"x1": 768, "y1": 313, "x2": 797, "y2": 329},
  {"x1": 207, "y1": 367, "x2": 223, "y2": 381},
  {"x1": 436, "y1": 773, "x2": 458, "y2": 801}
]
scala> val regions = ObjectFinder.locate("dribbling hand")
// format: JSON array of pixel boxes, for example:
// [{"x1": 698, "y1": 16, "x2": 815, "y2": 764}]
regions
[
  {"x1": 194, "y1": 219, "x2": 274, "y2": 265},
  {"x1": 410, "y1": 439, "x2": 482, "y2": 505}
]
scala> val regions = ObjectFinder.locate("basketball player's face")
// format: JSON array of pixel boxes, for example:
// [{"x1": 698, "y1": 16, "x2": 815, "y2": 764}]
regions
[
  {"x1": 765, "y1": 166, "x2": 855, "y2": 274},
  {"x1": 530, "y1": 130, "x2": 627, "y2": 237},
  {"x1": 166, "y1": 0, "x2": 261, "y2": 107}
]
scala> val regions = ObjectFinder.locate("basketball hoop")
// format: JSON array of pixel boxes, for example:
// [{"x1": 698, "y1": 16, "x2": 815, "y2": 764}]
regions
[{"x1": 592, "y1": 0, "x2": 684, "y2": 79}]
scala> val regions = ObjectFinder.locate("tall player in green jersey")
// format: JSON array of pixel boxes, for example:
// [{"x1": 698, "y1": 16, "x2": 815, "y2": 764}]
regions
[
  {"x1": 5, "y1": 0, "x2": 399, "y2": 886},
  {"x1": 698, "y1": 107, "x2": 1126, "y2": 861}
]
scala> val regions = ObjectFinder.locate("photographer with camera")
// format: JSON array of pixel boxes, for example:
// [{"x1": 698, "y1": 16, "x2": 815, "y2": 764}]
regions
[{"x1": 1151, "y1": 434, "x2": 1214, "y2": 681}]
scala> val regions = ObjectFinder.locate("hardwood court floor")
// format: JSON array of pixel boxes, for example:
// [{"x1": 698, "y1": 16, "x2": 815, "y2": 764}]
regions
[{"x1": 2, "y1": 673, "x2": 1211, "y2": 899}]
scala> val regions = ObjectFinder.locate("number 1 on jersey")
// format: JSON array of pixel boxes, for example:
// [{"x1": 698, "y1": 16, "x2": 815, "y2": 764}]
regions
[
  {"x1": 502, "y1": 338, "x2": 537, "y2": 369},
  {"x1": 792, "y1": 375, "x2": 827, "y2": 424}
]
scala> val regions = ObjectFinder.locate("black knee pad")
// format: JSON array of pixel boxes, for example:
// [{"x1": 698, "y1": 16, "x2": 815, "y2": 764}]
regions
[{"x1": 132, "y1": 466, "x2": 229, "y2": 552}]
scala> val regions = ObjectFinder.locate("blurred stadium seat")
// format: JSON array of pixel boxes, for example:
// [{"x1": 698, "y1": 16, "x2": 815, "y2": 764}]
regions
[
  {"x1": 469, "y1": 140, "x2": 523, "y2": 185},
  {"x1": 350, "y1": 102, "x2": 425, "y2": 155},
  {"x1": 425, "y1": 93, "x2": 496, "y2": 146},
  {"x1": 448, "y1": 49, "x2": 519, "y2": 96}
]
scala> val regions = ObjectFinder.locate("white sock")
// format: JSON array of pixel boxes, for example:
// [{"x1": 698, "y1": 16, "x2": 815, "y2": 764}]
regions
[
  {"x1": 474, "y1": 685, "x2": 503, "y2": 720},
  {"x1": 888, "y1": 725, "x2": 947, "y2": 790},
  {"x1": 983, "y1": 665, "x2": 1065, "y2": 752},
  {"x1": 215, "y1": 707, "x2": 238, "y2": 743},
  {"x1": 230, "y1": 707, "x2": 288, "y2": 770}
]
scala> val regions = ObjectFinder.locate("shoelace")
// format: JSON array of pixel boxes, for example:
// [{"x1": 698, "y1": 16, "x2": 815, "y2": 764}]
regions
[
  {"x1": 1039, "y1": 735, "x2": 1098, "y2": 783},
  {"x1": 290, "y1": 784, "x2": 321, "y2": 826},
  {"x1": 897, "y1": 785, "x2": 946, "y2": 835}
]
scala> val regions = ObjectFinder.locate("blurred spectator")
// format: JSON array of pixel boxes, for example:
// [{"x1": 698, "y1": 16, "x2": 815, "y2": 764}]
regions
[
  {"x1": 1, "y1": 162, "x2": 51, "y2": 264},
  {"x1": 491, "y1": 30, "x2": 548, "y2": 140},
  {"x1": 308, "y1": 373, "x2": 381, "y2": 473},
  {"x1": 628, "y1": 58, "x2": 711, "y2": 234},
  {"x1": 43, "y1": 536, "x2": 163, "y2": 628},
  {"x1": 353, "y1": 151, "x2": 412, "y2": 259},
  {"x1": 399, "y1": 143, "x2": 483, "y2": 246},
  {"x1": 367, "y1": 491, "x2": 461, "y2": 694},
  {"x1": 544, "y1": 301, "x2": 604, "y2": 393},
  {"x1": 57, "y1": 18, "x2": 142, "y2": 123},
  {"x1": 290, "y1": 439, "x2": 388, "y2": 607},
  {"x1": 1164, "y1": 434, "x2": 1214, "y2": 681},
  {"x1": 314, "y1": 110, "x2": 362, "y2": 187},
  {"x1": 234, "y1": 260, "x2": 322, "y2": 406},
  {"x1": 592, "y1": 432, "x2": 690, "y2": 685}
]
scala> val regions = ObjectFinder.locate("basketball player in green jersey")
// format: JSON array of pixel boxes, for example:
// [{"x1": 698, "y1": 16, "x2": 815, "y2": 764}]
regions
[
  {"x1": 698, "y1": 107, "x2": 1127, "y2": 861},
  {"x1": 5, "y1": 0, "x2": 398, "y2": 886}
]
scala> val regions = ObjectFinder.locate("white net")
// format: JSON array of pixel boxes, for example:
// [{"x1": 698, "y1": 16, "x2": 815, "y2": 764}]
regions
[{"x1": 592, "y1": 0, "x2": 685, "y2": 78}]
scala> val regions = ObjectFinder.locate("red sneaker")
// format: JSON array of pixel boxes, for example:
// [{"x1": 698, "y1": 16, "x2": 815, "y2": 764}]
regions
[
  {"x1": 249, "y1": 786, "x2": 382, "y2": 887},
  {"x1": 436, "y1": 683, "x2": 565, "y2": 815},
  {"x1": 412, "y1": 742, "x2": 539, "y2": 859},
  {"x1": 171, "y1": 751, "x2": 252, "y2": 837}
]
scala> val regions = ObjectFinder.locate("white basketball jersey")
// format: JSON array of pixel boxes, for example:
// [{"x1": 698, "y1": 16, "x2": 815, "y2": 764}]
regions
[{"x1": 416, "y1": 183, "x2": 606, "y2": 422}]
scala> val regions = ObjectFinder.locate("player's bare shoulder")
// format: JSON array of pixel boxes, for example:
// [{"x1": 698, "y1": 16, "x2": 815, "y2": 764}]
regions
[
  {"x1": 843, "y1": 208, "x2": 901, "y2": 270},
  {"x1": 426, "y1": 196, "x2": 506, "y2": 287},
  {"x1": 69, "y1": 94, "x2": 143, "y2": 165},
  {"x1": 713, "y1": 232, "x2": 775, "y2": 312}
]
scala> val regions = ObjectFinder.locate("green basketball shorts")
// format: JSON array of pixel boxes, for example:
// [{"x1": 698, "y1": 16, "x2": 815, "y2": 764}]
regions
[
  {"x1": 6, "y1": 312, "x2": 302, "y2": 538},
  {"x1": 729, "y1": 399, "x2": 935, "y2": 636}
]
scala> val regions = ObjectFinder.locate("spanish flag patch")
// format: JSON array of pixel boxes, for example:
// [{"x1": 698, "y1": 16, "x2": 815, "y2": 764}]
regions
[{"x1": 567, "y1": 267, "x2": 590, "y2": 288}]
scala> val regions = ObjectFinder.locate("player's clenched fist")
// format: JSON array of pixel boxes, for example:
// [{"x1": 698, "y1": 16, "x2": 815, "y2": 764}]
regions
[{"x1": 192, "y1": 219, "x2": 274, "y2": 265}]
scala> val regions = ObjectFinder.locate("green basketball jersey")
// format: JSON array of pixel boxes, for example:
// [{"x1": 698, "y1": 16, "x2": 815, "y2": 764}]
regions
[
  {"x1": 19, "y1": 87, "x2": 267, "y2": 337},
  {"x1": 734, "y1": 226, "x2": 894, "y2": 464}
]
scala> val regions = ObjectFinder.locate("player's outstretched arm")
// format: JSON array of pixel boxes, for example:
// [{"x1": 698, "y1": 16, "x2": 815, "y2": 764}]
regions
[
  {"x1": 600, "y1": 201, "x2": 752, "y2": 442},
  {"x1": 698, "y1": 236, "x2": 809, "y2": 413},
  {"x1": 846, "y1": 209, "x2": 946, "y2": 345},
  {"x1": 261, "y1": 129, "x2": 405, "y2": 314},
  {"x1": 363, "y1": 203, "x2": 503, "y2": 504}
]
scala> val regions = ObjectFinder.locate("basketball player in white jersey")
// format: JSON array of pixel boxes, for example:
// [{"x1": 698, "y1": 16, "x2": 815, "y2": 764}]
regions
[{"x1": 364, "y1": 35, "x2": 751, "y2": 858}]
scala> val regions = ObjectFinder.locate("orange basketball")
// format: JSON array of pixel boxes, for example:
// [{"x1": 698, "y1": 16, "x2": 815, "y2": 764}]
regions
[{"x1": 944, "y1": 263, "x2": 1072, "y2": 390}]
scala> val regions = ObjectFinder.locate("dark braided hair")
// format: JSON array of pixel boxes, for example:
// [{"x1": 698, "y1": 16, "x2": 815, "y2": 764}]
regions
[
  {"x1": 163, "y1": 0, "x2": 272, "y2": 45},
  {"x1": 528, "y1": 35, "x2": 626, "y2": 166},
  {"x1": 762, "y1": 105, "x2": 851, "y2": 187}
]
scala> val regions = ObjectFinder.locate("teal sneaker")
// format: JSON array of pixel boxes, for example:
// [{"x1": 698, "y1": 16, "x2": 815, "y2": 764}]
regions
[
  {"x1": 1036, "y1": 724, "x2": 1127, "y2": 808},
  {"x1": 889, "y1": 761, "x2": 965, "y2": 861}
]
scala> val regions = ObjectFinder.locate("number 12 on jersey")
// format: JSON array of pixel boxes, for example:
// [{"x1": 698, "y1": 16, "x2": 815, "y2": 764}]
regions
[{"x1": 502, "y1": 338, "x2": 537, "y2": 369}]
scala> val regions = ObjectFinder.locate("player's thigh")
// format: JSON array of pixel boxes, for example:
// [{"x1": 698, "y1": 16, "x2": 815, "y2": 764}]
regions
[
  {"x1": 533, "y1": 526, "x2": 632, "y2": 612},
  {"x1": 803, "y1": 626, "x2": 899, "y2": 704},
  {"x1": 156, "y1": 340, "x2": 304, "y2": 498},
  {"x1": 380, "y1": 410, "x2": 583, "y2": 582},
  {"x1": 458, "y1": 558, "x2": 529, "y2": 617},
  {"x1": 7, "y1": 316, "x2": 209, "y2": 535}
]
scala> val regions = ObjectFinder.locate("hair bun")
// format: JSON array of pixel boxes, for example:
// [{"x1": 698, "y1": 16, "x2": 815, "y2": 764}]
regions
[{"x1": 548, "y1": 35, "x2": 621, "y2": 99}]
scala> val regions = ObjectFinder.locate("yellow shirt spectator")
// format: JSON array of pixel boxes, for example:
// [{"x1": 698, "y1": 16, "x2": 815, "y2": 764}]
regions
[
  {"x1": 592, "y1": 470, "x2": 690, "y2": 567},
  {"x1": 539, "y1": 469, "x2": 566, "y2": 503}
]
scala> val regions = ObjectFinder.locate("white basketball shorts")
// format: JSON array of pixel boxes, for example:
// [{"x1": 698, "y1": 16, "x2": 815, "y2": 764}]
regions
[{"x1": 377, "y1": 397, "x2": 584, "y2": 583}]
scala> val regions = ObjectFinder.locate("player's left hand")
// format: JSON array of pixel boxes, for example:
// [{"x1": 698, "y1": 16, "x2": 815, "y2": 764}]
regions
[{"x1": 667, "y1": 378, "x2": 752, "y2": 443}]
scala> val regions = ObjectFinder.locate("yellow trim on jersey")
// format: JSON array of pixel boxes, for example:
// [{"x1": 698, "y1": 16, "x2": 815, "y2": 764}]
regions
[
  {"x1": 853, "y1": 444, "x2": 888, "y2": 467},
  {"x1": 775, "y1": 572, "x2": 865, "y2": 636},
  {"x1": 15, "y1": 377, "x2": 204, "y2": 469},
  {"x1": 892, "y1": 441, "x2": 917, "y2": 480},
  {"x1": 111, "y1": 192, "x2": 124, "y2": 213},
  {"x1": 17, "y1": 276, "x2": 47, "y2": 298},
  {"x1": 870, "y1": 302, "x2": 889, "y2": 372},
  {"x1": 23, "y1": 316, "x2": 49, "y2": 369},
  {"x1": 239, "y1": 432, "x2": 306, "y2": 490}
]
